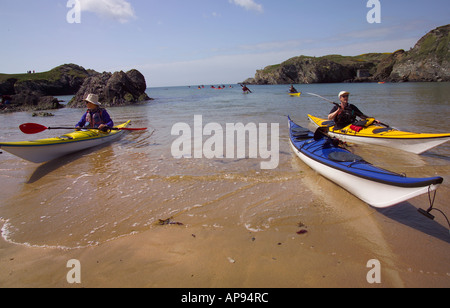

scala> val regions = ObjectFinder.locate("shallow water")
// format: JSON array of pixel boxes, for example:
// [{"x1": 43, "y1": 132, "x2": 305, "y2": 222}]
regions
[{"x1": 0, "y1": 83, "x2": 449, "y2": 284}]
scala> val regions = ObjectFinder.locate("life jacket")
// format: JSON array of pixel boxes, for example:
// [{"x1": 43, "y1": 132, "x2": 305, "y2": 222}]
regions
[
  {"x1": 335, "y1": 106, "x2": 356, "y2": 126},
  {"x1": 85, "y1": 108, "x2": 105, "y2": 128}
]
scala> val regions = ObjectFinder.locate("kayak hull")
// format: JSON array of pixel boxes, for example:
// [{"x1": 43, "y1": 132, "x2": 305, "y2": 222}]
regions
[
  {"x1": 289, "y1": 92, "x2": 301, "y2": 97},
  {"x1": 0, "y1": 121, "x2": 130, "y2": 163},
  {"x1": 289, "y1": 116, "x2": 443, "y2": 208},
  {"x1": 308, "y1": 114, "x2": 450, "y2": 154}
]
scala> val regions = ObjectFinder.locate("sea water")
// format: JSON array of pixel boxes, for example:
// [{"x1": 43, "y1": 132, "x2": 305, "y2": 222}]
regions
[{"x1": 0, "y1": 83, "x2": 449, "y2": 253}]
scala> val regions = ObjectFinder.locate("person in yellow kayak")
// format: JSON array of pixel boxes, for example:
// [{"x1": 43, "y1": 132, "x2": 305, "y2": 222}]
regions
[
  {"x1": 328, "y1": 91, "x2": 379, "y2": 129},
  {"x1": 76, "y1": 94, "x2": 114, "y2": 131},
  {"x1": 289, "y1": 85, "x2": 298, "y2": 93}
]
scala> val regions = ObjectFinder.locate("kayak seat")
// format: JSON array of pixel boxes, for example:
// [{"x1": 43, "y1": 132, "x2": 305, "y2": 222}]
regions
[
  {"x1": 292, "y1": 127, "x2": 311, "y2": 140},
  {"x1": 328, "y1": 151, "x2": 363, "y2": 163},
  {"x1": 322, "y1": 120, "x2": 335, "y2": 127},
  {"x1": 372, "y1": 127, "x2": 393, "y2": 134},
  {"x1": 292, "y1": 127, "x2": 310, "y2": 134}
]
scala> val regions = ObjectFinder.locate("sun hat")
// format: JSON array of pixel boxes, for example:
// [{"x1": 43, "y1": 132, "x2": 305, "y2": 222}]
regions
[
  {"x1": 338, "y1": 91, "x2": 350, "y2": 98},
  {"x1": 84, "y1": 94, "x2": 101, "y2": 106}
]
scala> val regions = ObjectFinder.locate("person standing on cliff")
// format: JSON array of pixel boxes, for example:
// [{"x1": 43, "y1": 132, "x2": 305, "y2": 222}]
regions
[
  {"x1": 76, "y1": 94, "x2": 114, "y2": 131},
  {"x1": 328, "y1": 91, "x2": 379, "y2": 129}
]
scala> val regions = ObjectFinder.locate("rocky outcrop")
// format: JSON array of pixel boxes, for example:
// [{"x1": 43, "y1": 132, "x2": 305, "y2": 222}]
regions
[
  {"x1": 244, "y1": 24, "x2": 450, "y2": 84},
  {"x1": 15, "y1": 64, "x2": 91, "y2": 95},
  {"x1": 389, "y1": 25, "x2": 450, "y2": 82},
  {"x1": 244, "y1": 54, "x2": 386, "y2": 84},
  {"x1": 68, "y1": 69, "x2": 151, "y2": 108},
  {"x1": 247, "y1": 55, "x2": 380, "y2": 84},
  {"x1": 0, "y1": 64, "x2": 93, "y2": 112},
  {"x1": 0, "y1": 64, "x2": 151, "y2": 113}
]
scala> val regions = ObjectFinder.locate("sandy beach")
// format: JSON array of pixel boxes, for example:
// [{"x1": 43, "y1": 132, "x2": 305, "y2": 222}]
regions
[{"x1": 1, "y1": 164, "x2": 449, "y2": 288}]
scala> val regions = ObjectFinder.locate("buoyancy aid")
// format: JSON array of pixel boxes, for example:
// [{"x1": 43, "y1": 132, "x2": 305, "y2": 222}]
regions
[{"x1": 85, "y1": 108, "x2": 105, "y2": 128}]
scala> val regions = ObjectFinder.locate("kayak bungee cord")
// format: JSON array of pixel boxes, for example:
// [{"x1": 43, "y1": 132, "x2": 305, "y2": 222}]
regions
[{"x1": 419, "y1": 188, "x2": 450, "y2": 234}]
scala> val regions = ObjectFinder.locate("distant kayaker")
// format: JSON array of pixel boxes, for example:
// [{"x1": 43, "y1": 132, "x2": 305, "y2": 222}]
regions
[
  {"x1": 289, "y1": 85, "x2": 298, "y2": 93},
  {"x1": 328, "y1": 91, "x2": 379, "y2": 129},
  {"x1": 76, "y1": 94, "x2": 114, "y2": 131},
  {"x1": 241, "y1": 84, "x2": 252, "y2": 93}
]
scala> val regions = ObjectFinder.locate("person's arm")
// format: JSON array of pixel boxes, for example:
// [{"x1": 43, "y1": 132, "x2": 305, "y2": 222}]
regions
[
  {"x1": 352, "y1": 105, "x2": 380, "y2": 124},
  {"x1": 98, "y1": 110, "x2": 114, "y2": 130},
  {"x1": 76, "y1": 112, "x2": 87, "y2": 128},
  {"x1": 328, "y1": 105, "x2": 340, "y2": 121}
]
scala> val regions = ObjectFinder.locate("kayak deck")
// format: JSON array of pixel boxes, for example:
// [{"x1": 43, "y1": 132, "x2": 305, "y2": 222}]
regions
[
  {"x1": 0, "y1": 121, "x2": 130, "y2": 163},
  {"x1": 289, "y1": 116, "x2": 443, "y2": 208}
]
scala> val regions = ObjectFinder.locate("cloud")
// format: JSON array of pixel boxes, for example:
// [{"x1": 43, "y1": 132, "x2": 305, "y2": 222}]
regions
[
  {"x1": 79, "y1": 0, "x2": 136, "y2": 23},
  {"x1": 229, "y1": 0, "x2": 263, "y2": 13}
]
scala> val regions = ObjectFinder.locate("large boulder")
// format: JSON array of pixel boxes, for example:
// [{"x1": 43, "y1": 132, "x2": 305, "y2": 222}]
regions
[{"x1": 68, "y1": 69, "x2": 151, "y2": 107}]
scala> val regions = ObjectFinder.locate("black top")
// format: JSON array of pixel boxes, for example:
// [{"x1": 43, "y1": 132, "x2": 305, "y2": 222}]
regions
[{"x1": 330, "y1": 104, "x2": 366, "y2": 128}]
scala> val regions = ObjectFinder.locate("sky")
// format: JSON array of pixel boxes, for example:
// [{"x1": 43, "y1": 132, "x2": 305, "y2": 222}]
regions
[{"x1": 0, "y1": 0, "x2": 449, "y2": 87}]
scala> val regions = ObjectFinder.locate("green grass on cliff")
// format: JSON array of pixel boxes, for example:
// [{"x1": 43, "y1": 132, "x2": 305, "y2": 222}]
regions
[{"x1": 0, "y1": 64, "x2": 89, "y2": 83}]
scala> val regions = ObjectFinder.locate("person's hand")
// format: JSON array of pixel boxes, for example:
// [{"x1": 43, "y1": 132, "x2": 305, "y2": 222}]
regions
[{"x1": 98, "y1": 124, "x2": 110, "y2": 132}]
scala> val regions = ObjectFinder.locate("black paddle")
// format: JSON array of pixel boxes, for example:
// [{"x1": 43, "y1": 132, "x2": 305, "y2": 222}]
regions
[{"x1": 239, "y1": 83, "x2": 252, "y2": 93}]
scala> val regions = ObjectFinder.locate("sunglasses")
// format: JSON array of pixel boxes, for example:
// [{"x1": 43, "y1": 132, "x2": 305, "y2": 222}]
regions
[{"x1": 341, "y1": 95, "x2": 349, "y2": 98}]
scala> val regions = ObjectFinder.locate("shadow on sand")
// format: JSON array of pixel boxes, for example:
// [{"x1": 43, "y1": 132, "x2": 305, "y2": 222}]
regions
[
  {"x1": 377, "y1": 202, "x2": 450, "y2": 244},
  {"x1": 26, "y1": 143, "x2": 113, "y2": 184}
]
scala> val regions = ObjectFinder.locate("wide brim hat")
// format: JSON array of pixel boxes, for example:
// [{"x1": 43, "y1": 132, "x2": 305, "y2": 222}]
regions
[{"x1": 84, "y1": 94, "x2": 101, "y2": 106}]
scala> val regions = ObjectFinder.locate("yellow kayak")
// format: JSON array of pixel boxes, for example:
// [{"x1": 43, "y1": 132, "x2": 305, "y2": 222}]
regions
[
  {"x1": 308, "y1": 115, "x2": 450, "y2": 154},
  {"x1": 0, "y1": 121, "x2": 131, "y2": 163},
  {"x1": 289, "y1": 92, "x2": 301, "y2": 97}
]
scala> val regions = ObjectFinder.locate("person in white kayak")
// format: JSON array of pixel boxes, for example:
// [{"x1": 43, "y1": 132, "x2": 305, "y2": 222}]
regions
[
  {"x1": 76, "y1": 94, "x2": 114, "y2": 131},
  {"x1": 328, "y1": 91, "x2": 379, "y2": 129}
]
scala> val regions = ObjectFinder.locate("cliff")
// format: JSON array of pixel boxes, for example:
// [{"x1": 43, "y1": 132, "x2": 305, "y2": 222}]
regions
[
  {"x1": 389, "y1": 24, "x2": 450, "y2": 82},
  {"x1": 245, "y1": 54, "x2": 387, "y2": 84},
  {"x1": 243, "y1": 24, "x2": 450, "y2": 84}
]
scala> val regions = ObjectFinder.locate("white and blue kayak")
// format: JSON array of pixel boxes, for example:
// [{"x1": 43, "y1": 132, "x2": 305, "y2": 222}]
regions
[{"x1": 288, "y1": 116, "x2": 443, "y2": 208}]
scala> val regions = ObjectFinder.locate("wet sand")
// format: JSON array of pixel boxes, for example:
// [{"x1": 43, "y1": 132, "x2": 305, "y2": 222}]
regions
[{"x1": 1, "y1": 154, "x2": 449, "y2": 288}]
